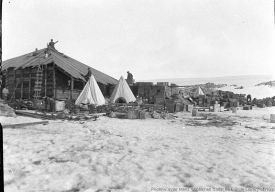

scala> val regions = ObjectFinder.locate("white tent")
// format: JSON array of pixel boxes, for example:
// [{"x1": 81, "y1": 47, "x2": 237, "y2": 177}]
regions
[
  {"x1": 193, "y1": 86, "x2": 205, "y2": 97},
  {"x1": 75, "y1": 75, "x2": 106, "y2": 106},
  {"x1": 110, "y1": 76, "x2": 136, "y2": 103}
]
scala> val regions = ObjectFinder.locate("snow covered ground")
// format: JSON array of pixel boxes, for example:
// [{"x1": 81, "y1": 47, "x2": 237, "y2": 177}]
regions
[{"x1": 2, "y1": 107, "x2": 275, "y2": 192}]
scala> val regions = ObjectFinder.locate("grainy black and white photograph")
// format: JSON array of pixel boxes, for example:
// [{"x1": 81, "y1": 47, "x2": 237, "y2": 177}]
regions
[{"x1": 0, "y1": 0, "x2": 275, "y2": 192}]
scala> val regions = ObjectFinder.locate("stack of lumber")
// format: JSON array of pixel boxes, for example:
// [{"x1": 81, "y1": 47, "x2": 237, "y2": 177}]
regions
[
  {"x1": 15, "y1": 110, "x2": 105, "y2": 121},
  {"x1": 3, "y1": 121, "x2": 49, "y2": 129},
  {"x1": 14, "y1": 102, "x2": 173, "y2": 121}
]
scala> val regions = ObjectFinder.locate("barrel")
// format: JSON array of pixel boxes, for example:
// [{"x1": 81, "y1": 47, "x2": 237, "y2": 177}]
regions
[
  {"x1": 232, "y1": 107, "x2": 237, "y2": 113},
  {"x1": 55, "y1": 100, "x2": 65, "y2": 112},
  {"x1": 270, "y1": 114, "x2": 275, "y2": 123}
]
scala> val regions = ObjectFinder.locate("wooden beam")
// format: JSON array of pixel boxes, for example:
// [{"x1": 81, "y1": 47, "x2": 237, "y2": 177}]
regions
[
  {"x1": 15, "y1": 110, "x2": 50, "y2": 119},
  {"x1": 29, "y1": 69, "x2": 31, "y2": 99},
  {"x1": 53, "y1": 64, "x2": 56, "y2": 112},
  {"x1": 70, "y1": 76, "x2": 74, "y2": 99},
  {"x1": 45, "y1": 65, "x2": 47, "y2": 97},
  {"x1": 13, "y1": 69, "x2": 16, "y2": 98},
  {"x1": 53, "y1": 64, "x2": 56, "y2": 99},
  {"x1": 20, "y1": 69, "x2": 24, "y2": 99},
  {"x1": 2, "y1": 121, "x2": 49, "y2": 129}
]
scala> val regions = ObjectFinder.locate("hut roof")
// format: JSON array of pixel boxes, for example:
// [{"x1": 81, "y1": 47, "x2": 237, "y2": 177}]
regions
[{"x1": 2, "y1": 47, "x2": 118, "y2": 85}]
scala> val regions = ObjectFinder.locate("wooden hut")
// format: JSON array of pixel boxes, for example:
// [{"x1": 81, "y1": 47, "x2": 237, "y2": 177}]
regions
[
  {"x1": 2, "y1": 42, "x2": 118, "y2": 102},
  {"x1": 130, "y1": 82, "x2": 181, "y2": 105}
]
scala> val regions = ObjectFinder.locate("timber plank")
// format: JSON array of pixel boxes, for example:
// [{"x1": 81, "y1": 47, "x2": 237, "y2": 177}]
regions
[{"x1": 2, "y1": 121, "x2": 49, "y2": 128}]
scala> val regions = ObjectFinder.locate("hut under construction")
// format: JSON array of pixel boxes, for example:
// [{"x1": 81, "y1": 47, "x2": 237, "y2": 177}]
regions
[
  {"x1": 1, "y1": 41, "x2": 118, "y2": 101},
  {"x1": 131, "y1": 82, "x2": 183, "y2": 104}
]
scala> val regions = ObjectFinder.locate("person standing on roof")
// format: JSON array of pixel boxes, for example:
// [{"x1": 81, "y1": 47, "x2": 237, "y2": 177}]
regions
[{"x1": 48, "y1": 39, "x2": 58, "y2": 49}]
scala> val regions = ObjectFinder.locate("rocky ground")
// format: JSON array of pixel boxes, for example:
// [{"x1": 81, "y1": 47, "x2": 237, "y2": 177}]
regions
[
  {"x1": 256, "y1": 80, "x2": 275, "y2": 87},
  {"x1": 2, "y1": 107, "x2": 275, "y2": 192}
]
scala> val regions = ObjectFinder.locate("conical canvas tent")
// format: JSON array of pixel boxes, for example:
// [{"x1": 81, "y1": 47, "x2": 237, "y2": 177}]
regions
[
  {"x1": 110, "y1": 76, "x2": 136, "y2": 103},
  {"x1": 193, "y1": 86, "x2": 205, "y2": 97},
  {"x1": 75, "y1": 75, "x2": 106, "y2": 106}
]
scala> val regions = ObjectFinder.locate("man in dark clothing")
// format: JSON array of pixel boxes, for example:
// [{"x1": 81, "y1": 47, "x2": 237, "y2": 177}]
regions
[
  {"x1": 48, "y1": 39, "x2": 58, "y2": 49},
  {"x1": 126, "y1": 71, "x2": 134, "y2": 85},
  {"x1": 85, "y1": 68, "x2": 92, "y2": 81},
  {"x1": 247, "y1": 94, "x2": 252, "y2": 104}
]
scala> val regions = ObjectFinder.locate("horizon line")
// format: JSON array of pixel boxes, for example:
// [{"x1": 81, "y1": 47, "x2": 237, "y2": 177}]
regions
[{"x1": 138, "y1": 74, "x2": 274, "y2": 82}]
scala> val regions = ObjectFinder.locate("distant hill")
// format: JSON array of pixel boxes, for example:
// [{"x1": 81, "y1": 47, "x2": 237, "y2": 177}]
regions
[
  {"x1": 138, "y1": 75, "x2": 275, "y2": 98},
  {"x1": 256, "y1": 80, "x2": 275, "y2": 87},
  {"x1": 140, "y1": 75, "x2": 272, "y2": 86}
]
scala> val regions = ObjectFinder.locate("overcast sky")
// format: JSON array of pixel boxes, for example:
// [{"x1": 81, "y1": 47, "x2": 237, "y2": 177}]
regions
[{"x1": 2, "y1": 0, "x2": 275, "y2": 80}]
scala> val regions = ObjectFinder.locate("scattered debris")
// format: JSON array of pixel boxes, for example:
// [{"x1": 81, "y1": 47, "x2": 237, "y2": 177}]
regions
[
  {"x1": 152, "y1": 111, "x2": 161, "y2": 119},
  {"x1": 245, "y1": 125, "x2": 259, "y2": 131},
  {"x1": 186, "y1": 114, "x2": 239, "y2": 128}
]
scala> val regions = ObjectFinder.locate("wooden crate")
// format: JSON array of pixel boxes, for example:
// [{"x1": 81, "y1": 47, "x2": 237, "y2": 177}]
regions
[
  {"x1": 139, "y1": 111, "x2": 146, "y2": 119},
  {"x1": 127, "y1": 110, "x2": 139, "y2": 119},
  {"x1": 166, "y1": 103, "x2": 175, "y2": 113}
]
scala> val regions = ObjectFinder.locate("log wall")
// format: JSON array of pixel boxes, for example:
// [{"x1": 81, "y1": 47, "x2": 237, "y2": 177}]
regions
[
  {"x1": 5, "y1": 63, "x2": 55, "y2": 99},
  {"x1": 4, "y1": 63, "x2": 113, "y2": 101}
]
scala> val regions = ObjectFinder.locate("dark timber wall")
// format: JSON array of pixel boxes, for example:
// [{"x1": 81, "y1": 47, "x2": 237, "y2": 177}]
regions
[{"x1": 4, "y1": 63, "x2": 114, "y2": 100}]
